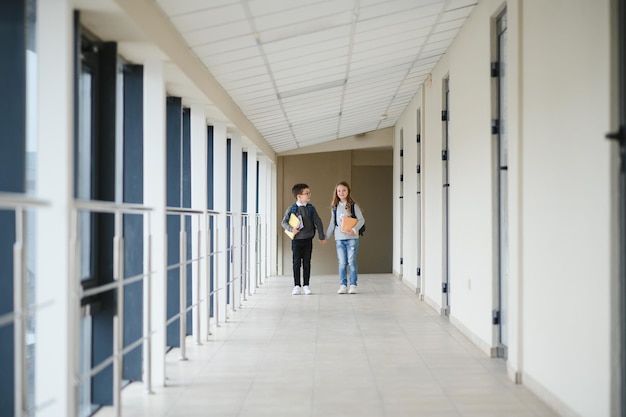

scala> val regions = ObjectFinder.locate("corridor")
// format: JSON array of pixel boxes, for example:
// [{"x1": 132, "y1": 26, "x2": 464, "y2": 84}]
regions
[{"x1": 96, "y1": 274, "x2": 559, "y2": 417}]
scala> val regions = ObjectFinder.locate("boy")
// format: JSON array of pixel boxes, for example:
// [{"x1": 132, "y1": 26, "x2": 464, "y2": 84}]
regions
[{"x1": 281, "y1": 183, "x2": 327, "y2": 295}]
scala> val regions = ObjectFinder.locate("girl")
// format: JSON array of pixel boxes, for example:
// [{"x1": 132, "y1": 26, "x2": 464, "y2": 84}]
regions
[{"x1": 325, "y1": 181, "x2": 365, "y2": 294}]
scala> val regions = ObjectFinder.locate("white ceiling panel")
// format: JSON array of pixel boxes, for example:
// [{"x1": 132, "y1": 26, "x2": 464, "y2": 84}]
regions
[
  {"x1": 170, "y1": 4, "x2": 245, "y2": 33},
  {"x1": 359, "y1": 1, "x2": 441, "y2": 21},
  {"x1": 194, "y1": 36, "x2": 258, "y2": 57},
  {"x1": 182, "y1": 21, "x2": 252, "y2": 47},
  {"x1": 201, "y1": 46, "x2": 260, "y2": 67},
  {"x1": 156, "y1": 0, "x2": 238, "y2": 17}
]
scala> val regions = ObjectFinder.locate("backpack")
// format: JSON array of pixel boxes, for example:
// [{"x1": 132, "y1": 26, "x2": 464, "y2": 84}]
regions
[
  {"x1": 333, "y1": 206, "x2": 366, "y2": 236},
  {"x1": 289, "y1": 203, "x2": 314, "y2": 222}
]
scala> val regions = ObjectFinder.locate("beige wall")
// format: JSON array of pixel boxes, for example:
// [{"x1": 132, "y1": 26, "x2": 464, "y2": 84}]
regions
[{"x1": 278, "y1": 148, "x2": 392, "y2": 276}]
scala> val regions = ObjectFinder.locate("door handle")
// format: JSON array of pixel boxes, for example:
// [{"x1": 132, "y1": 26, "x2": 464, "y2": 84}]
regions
[{"x1": 606, "y1": 127, "x2": 625, "y2": 143}]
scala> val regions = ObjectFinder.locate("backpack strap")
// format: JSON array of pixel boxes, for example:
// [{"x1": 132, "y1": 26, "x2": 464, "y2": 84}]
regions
[{"x1": 292, "y1": 203, "x2": 314, "y2": 219}]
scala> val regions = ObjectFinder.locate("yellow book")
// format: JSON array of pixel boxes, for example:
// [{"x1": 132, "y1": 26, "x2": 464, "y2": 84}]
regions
[
  {"x1": 341, "y1": 216, "x2": 358, "y2": 233},
  {"x1": 284, "y1": 213, "x2": 301, "y2": 240}
]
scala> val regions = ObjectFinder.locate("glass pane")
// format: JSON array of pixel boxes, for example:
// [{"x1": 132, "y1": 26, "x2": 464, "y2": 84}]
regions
[{"x1": 77, "y1": 66, "x2": 93, "y2": 280}]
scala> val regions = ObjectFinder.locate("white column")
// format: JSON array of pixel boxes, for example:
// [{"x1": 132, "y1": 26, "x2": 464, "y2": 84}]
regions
[
  {"x1": 246, "y1": 147, "x2": 258, "y2": 293},
  {"x1": 269, "y1": 163, "x2": 278, "y2": 277},
  {"x1": 230, "y1": 134, "x2": 242, "y2": 310},
  {"x1": 35, "y1": 1, "x2": 74, "y2": 415},
  {"x1": 143, "y1": 60, "x2": 167, "y2": 387},
  {"x1": 190, "y1": 104, "x2": 207, "y2": 341},
  {"x1": 213, "y1": 122, "x2": 228, "y2": 323},
  {"x1": 258, "y1": 157, "x2": 269, "y2": 284}
]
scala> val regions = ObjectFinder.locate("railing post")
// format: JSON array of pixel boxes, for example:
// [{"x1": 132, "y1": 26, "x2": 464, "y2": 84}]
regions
[
  {"x1": 205, "y1": 213, "x2": 212, "y2": 336},
  {"x1": 13, "y1": 208, "x2": 25, "y2": 417},
  {"x1": 215, "y1": 227, "x2": 220, "y2": 327},
  {"x1": 230, "y1": 221, "x2": 236, "y2": 314},
  {"x1": 179, "y1": 214, "x2": 188, "y2": 361},
  {"x1": 195, "y1": 222, "x2": 202, "y2": 345},
  {"x1": 143, "y1": 212, "x2": 153, "y2": 393},
  {"x1": 113, "y1": 209, "x2": 124, "y2": 417}
]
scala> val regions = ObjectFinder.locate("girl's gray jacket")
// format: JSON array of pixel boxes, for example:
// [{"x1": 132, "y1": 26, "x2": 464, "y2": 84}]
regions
[{"x1": 325, "y1": 203, "x2": 364, "y2": 240}]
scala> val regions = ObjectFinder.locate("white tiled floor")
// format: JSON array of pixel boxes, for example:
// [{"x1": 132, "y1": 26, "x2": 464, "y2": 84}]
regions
[{"x1": 97, "y1": 274, "x2": 560, "y2": 417}]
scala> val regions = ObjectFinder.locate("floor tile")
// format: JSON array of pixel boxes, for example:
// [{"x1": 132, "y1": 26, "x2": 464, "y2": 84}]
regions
[{"x1": 95, "y1": 274, "x2": 560, "y2": 417}]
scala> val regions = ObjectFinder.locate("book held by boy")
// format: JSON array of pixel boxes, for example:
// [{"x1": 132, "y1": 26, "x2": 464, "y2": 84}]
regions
[{"x1": 284, "y1": 213, "x2": 300, "y2": 239}]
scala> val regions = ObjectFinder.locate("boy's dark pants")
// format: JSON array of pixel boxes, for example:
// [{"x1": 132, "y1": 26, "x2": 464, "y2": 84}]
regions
[{"x1": 292, "y1": 238, "x2": 313, "y2": 286}]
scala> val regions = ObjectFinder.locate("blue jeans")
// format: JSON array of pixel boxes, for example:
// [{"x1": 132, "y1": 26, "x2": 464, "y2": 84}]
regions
[{"x1": 336, "y1": 239, "x2": 359, "y2": 286}]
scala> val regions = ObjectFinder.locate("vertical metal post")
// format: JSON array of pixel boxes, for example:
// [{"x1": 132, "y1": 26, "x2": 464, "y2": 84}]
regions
[
  {"x1": 113, "y1": 210, "x2": 124, "y2": 416},
  {"x1": 13, "y1": 208, "x2": 25, "y2": 417},
  {"x1": 242, "y1": 218, "x2": 247, "y2": 302},
  {"x1": 143, "y1": 216, "x2": 153, "y2": 393},
  {"x1": 195, "y1": 224, "x2": 202, "y2": 345},
  {"x1": 230, "y1": 223, "x2": 236, "y2": 314},
  {"x1": 69, "y1": 208, "x2": 80, "y2": 417},
  {"x1": 205, "y1": 213, "x2": 212, "y2": 336},
  {"x1": 214, "y1": 228, "x2": 220, "y2": 327},
  {"x1": 179, "y1": 214, "x2": 187, "y2": 361},
  {"x1": 247, "y1": 220, "x2": 252, "y2": 297},
  {"x1": 112, "y1": 316, "x2": 120, "y2": 417}
]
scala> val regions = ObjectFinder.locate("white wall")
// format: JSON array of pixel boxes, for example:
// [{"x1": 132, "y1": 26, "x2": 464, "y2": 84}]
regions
[
  {"x1": 521, "y1": 2, "x2": 612, "y2": 416},
  {"x1": 394, "y1": 0, "x2": 614, "y2": 416}
]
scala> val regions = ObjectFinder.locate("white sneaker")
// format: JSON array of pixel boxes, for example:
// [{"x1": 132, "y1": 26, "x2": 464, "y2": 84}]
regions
[
  {"x1": 337, "y1": 285, "x2": 348, "y2": 294},
  {"x1": 292, "y1": 286, "x2": 301, "y2": 295},
  {"x1": 348, "y1": 285, "x2": 358, "y2": 294},
  {"x1": 303, "y1": 285, "x2": 312, "y2": 295}
]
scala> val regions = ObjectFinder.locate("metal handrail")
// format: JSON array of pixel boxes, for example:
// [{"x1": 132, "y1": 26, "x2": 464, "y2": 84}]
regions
[
  {"x1": 70, "y1": 199, "x2": 154, "y2": 417},
  {"x1": 3, "y1": 191, "x2": 261, "y2": 417},
  {"x1": 0, "y1": 193, "x2": 49, "y2": 417}
]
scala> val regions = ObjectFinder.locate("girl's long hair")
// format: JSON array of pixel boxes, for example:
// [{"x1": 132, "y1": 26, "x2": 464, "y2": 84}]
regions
[{"x1": 331, "y1": 181, "x2": 356, "y2": 215}]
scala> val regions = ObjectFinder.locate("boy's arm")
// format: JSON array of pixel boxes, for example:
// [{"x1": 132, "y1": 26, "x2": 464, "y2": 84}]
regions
[{"x1": 281, "y1": 207, "x2": 292, "y2": 231}]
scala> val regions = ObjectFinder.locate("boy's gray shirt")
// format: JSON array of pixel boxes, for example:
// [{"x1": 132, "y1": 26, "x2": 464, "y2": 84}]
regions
[{"x1": 282, "y1": 203, "x2": 326, "y2": 240}]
